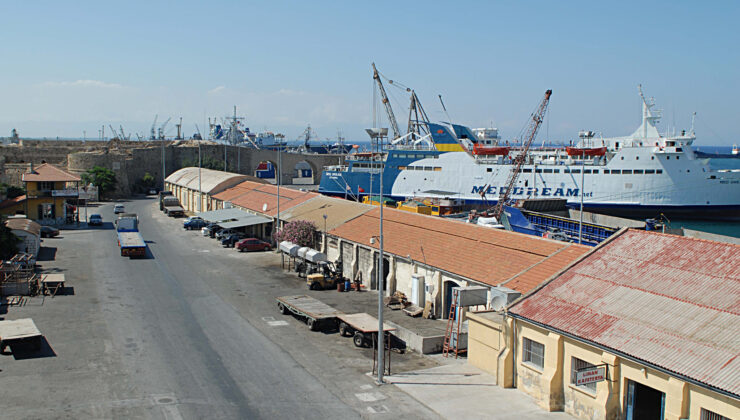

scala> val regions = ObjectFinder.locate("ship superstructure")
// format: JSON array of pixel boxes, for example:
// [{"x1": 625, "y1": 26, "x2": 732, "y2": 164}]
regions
[{"x1": 319, "y1": 87, "x2": 740, "y2": 219}]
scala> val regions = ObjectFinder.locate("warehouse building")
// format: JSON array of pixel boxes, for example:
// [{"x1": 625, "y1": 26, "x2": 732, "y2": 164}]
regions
[
  {"x1": 327, "y1": 207, "x2": 590, "y2": 319},
  {"x1": 164, "y1": 167, "x2": 255, "y2": 213},
  {"x1": 473, "y1": 229, "x2": 740, "y2": 420}
]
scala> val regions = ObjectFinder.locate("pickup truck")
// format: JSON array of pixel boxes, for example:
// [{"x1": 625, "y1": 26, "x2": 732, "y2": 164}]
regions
[
  {"x1": 162, "y1": 197, "x2": 185, "y2": 217},
  {"x1": 116, "y1": 214, "x2": 146, "y2": 258}
]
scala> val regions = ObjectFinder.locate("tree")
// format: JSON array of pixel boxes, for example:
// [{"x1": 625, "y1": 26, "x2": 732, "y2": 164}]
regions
[
  {"x1": 0, "y1": 218, "x2": 20, "y2": 260},
  {"x1": 81, "y1": 166, "x2": 117, "y2": 198},
  {"x1": 141, "y1": 172, "x2": 155, "y2": 188},
  {"x1": 1, "y1": 183, "x2": 25, "y2": 199},
  {"x1": 275, "y1": 220, "x2": 317, "y2": 247}
]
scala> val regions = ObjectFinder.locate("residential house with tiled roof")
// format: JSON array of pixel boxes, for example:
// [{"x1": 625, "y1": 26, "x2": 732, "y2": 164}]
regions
[
  {"x1": 484, "y1": 229, "x2": 740, "y2": 420},
  {"x1": 0, "y1": 163, "x2": 81, "y2": 222}
]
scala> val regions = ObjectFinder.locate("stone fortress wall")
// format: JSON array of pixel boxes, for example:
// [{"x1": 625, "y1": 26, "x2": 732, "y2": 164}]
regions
[{"x1": 1, "y1": 139, "x2": 344, "y2": 197}]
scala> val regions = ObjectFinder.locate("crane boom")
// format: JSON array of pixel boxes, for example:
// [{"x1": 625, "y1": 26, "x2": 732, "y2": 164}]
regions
[
  {"x1": 491, "y1": 89, "x2": 552, "y2": 219},
  {"x1": 371, "y1": 63, "x2": 401, "y2": 140}
]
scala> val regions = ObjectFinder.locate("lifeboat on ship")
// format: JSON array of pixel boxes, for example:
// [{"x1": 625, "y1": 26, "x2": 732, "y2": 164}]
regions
[
  {"x1": 565, "y1": 146, "x2": 607, "y2": 157},
  {"x1": 472, "y1": 144, "x2": 511, "y2": 156}
]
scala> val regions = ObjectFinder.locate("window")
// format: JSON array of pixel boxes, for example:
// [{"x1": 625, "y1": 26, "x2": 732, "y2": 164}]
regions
[
  {"x1": 434, "y1": 167, "x2": 442, "y2": 171},
  {"x1": 554, "y1": 169, "x2": 560, "y2": 173},
  {"x1": 611, "y1": 170, "x2": 621, "y2": 174},
  {"x1": 676, "y1": 148, "x2": 683, "y2": 152},
  {"x1": 584, "y1": 169, "x2": 592, "y2": 174},
  {"x1": 38, "y1": 181, "x2": 55, "y2": 191},
  {"x1": 634, "y1": 170, "x2": 644, "y2": 174},
  {"x1": 398, "y1": 166, "x2": 407, "y2": 170},
  {"x1": 522, "y1": 337, "x2": 544, "y2": 369},
  {"x1": 424, "y1": 166, "x2": 433, "y2": 171},
  {"x1": 645, "y1": 169, "x2": 655, "y2": 174},
  {"x1": 535, "y1": 169, "x2": 542, "y2": 173},
  {"x1": 543, "y1": 169, "x2": 553, "y2": 173},
  {"x1": 564, "y1": 169, "x2": 571, "y2": 173},
  {"x1": 570, "y1": 357, "x2": 597, "y2": 392},
  {"x1": 522, "y1": 168, "x2": 532, "y2": 173},
  {"x1": 602, "y1": 170, "x2": 610, "y2": 174},
  {"x1": 487, "y1": 168, "x2": 492, "y2": 172},
  {"x1": 622, "y1": 170, "x2": 633, "y2": 174},
  {"x1": 701, "y1": 408, "x2": 731, "y2": 420},
  {"x1": 656, "y1": 169, "x2": 663, "y2": 174},
  {"x1": 571, "y1": 169, "x2": 581, "y2": 174}
]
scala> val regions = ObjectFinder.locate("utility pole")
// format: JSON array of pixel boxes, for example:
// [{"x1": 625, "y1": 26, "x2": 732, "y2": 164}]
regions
[{"x1": 366, "y1": 127, "x2": 388, "y2": 385}]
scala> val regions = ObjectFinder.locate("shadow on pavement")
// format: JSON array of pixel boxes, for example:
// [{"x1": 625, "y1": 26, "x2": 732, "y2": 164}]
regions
[
  {"x1": 6, "y1": 337, "x2": 57, "y2": 360},
  {"x1": 37, "y1": 247, "x2": 57, "y2": 262}
]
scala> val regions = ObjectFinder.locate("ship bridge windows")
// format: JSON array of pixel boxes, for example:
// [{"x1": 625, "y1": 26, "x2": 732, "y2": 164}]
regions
[
  {"x1": 622, "y1": 170, "x2": 633, "y2": 174},
  {"x1": 543, "y1": 169, "x2": 553, "y2": 173},
  {"x1": 570, "y1": 169, "x2": 581, "y2": 174},
  {"x1": 656, "y1": 169, "x2": 663, "y2": 174},
  {"x1": 645, "y1": 169, "x2": 655, "y2": 174},
  {"x1": 634, "y1": 170, "x2": 644, "y2": 174},
  {"x1": 535, "y1": 169, "x2": 543, "y2": 173},
  {"x1": 522, "y1": 168, "x2": 532, "y2": 173}
]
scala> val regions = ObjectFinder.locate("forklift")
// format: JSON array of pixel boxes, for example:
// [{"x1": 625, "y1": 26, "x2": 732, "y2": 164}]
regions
[{"x1": 306, "y1": 257, "x2": 345, "y2": 290}]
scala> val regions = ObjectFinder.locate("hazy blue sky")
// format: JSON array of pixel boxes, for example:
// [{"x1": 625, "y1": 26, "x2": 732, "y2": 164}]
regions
[{"x1": 1, "y1": 1, "x2": 738, "y2": 145}]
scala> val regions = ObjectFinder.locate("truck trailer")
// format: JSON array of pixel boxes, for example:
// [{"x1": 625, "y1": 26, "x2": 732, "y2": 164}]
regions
[{"x1": 116, "y1": 214, "x2": 146, "y2": 258}]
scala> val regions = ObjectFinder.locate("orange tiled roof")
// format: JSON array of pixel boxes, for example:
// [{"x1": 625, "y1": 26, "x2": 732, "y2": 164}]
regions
[
  {"x1": 214, "y1": 181, "x2": 319, "y2": 217},
  {"x1": 0, "y1": 195, "x2": 27, "y2": 209},
  {"x1": 22, "y1": 163, "x2": 81, "y2": 182},
  {"x1": 329, "y1": 207, "x2": 590, "y2": 292}
]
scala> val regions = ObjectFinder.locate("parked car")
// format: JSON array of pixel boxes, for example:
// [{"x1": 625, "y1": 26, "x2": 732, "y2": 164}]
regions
[
  {"x1": 220, "y1": 233, "x2": 245, "y2": 247},
  {"x1": 183, "y1": 218, "x2": 207, "y2": 230},
  {"x1": 88, "y1": 214, "x2": 103, "y2": 226},
  {"x1": 215, "y1": 228, "x2": 238, "y2": 240},
  {"x1": 40, "y1": 226, "x2": 59, "y2": 238},
  {"x1": 113, "y1": 204, "x2": 125, "y2": 214},
  {"x1": 202, "y1": 224, "x2": 221, "y2": 237},
  {"x1": 147, "y1": 188, "x2": 158, "y2": 195},
  {"x1": 184, "y1": 216, "x2": 202, "y2": 224},
  {"x1": 236, "y1": 238, "x2": 272, "y2": 252}
]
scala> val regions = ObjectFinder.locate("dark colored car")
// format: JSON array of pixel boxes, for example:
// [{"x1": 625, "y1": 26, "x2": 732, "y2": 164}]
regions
[
  {"x1": 220, "y1": 233, "x2": 245, "y2": 247},
  {"x1": 215, "y1": 228, "x2": 238, "y2": 240},
  {"x1": 204, "y1": 224, "x2": 221, "y2": 238},
  {"x1": 40, "y1": 226, "x2": 59, "y2": 238},
  {"x1": 236, "y1": 238, "x2": 272, "y2": 252},
  {"x1": 184, "y1": 218, "x2": 207, "y2": 230},
  {"x1": 88, "y1": 214, "x2": 103, "y2": 226}
]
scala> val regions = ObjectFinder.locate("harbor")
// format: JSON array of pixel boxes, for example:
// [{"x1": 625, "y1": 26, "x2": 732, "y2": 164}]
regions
[{"x1": 1, "y1": 2, "x2": 739, "y2": 420}]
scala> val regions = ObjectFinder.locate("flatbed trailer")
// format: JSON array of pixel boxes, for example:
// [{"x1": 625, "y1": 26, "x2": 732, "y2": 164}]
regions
[
  {"x1": 117, "y1": 231, "x2": 147, "y2": 258},
  {"x1": 276, "y1": 295, "x2": 343, "y2": 331},
  {"x1": 337, "y1": 313, "x2": 396, "y2": 347},
  {"x1": 164, "y1": 205, "x2": 185, "y2": 217},
  {"x1": 0, "y1": 318, "x2": 42, "y2": 353}
]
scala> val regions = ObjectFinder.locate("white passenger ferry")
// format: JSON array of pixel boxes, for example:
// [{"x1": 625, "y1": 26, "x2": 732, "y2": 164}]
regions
[{"x1": 319, "y1": 88, "x2": 740, "y2": 219}]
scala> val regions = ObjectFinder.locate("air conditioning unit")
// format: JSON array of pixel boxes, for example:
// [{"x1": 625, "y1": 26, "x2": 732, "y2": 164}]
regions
[{"x1": 489, "y1": 287, "x2": 521, "y2": 311}]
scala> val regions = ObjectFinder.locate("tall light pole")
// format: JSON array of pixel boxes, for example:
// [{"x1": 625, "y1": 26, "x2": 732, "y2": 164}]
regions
[
  {"x1": 161, "y1": 133, "x2": 166, "y2": 190},
  {"x1": 577, "y1": 131, "x2": 594, "y2": 244},
  {"x1": 366, "y1": 127, "x2": 388, "y2": 385}
]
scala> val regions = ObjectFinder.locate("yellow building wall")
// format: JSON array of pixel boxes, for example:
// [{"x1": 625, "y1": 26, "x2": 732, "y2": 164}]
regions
[
  {"x1": 688, "y1": 384, "x2": 740, "y2": 420},
  {"x1": 467, "y1": 312, "x2": 504, "y2": 380},
  {"x1": 510, "y1": 319, "x2": 740, "y2": 420},
  {"x1": 516, "y1": 322, "x2": 565, "y2": 411}
]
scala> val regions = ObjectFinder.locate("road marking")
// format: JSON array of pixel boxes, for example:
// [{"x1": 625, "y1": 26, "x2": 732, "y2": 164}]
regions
[
  {"x1": 360, "y1": 384, "x2": 373, "y2": 390},
  {"x1": 367, "y1": 405, "x2": 390, "y2": 414},
  {"x1": 354, "y1": 392, "x2": 386, "y2": 402},
  {"x1": 261, "y1": 316, "x2": 276, "y2": 322},
  {"x1": 267, "y1": 321, "x2": 289, "y2": 326}
]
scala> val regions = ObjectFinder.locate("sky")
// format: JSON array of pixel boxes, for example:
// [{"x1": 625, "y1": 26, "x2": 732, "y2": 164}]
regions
[{"x1": 0, "y1": 1, "x2": 738, "y2": 146}]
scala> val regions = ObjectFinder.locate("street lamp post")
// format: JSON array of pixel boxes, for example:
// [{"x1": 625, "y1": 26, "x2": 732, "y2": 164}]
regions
[{"x1": 366, "y1": 127, "x2": 388, "y2": 385}]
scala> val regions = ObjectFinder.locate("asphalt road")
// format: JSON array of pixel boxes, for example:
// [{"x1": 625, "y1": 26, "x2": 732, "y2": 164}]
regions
[{"x1": 0, "y1": 197, "x2": 438, "y2": 419}]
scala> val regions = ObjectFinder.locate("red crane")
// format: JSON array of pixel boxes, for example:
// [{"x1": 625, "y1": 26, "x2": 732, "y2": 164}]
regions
[{"x1": 491, "y1": 89, "x2": 552, "y2": 219}]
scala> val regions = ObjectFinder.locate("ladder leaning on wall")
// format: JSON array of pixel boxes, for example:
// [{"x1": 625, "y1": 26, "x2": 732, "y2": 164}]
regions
[{"x1": 442, "y1": 288, "x2": 466, "y2": 358}]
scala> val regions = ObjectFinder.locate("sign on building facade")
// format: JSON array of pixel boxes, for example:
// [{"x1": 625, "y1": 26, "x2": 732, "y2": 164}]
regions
[{"x1": 575, "y1": 365, "x2": 607, "y2": 386}]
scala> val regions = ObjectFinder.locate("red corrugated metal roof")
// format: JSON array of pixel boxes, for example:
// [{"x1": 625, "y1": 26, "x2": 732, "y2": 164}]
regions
[
  {"x1": 329, "y1": 207, "x2": 589, "y2": 291},
  {"x1": 510, "y1": 229, "x2": 740, "y2": 397}
]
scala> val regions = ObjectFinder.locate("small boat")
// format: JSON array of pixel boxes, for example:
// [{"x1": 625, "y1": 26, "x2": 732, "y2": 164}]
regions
[
  {"x1": 565, "y1": 146, "x2": 607, "y2": 157},
  {"x1": 471, "y1": 144, "x2": 510, "y2": 156}
]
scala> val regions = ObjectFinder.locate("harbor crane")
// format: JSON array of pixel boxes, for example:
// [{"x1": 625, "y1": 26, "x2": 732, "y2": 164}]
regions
[
  {"x1": 150, "y1": 115, "x2": 158, "y2": 140},
  {"x1": 108, "y1": 125, "x2": 120, "y2": 140},
  {"x1": 158, "y1": 117, "x2": 171, "y2": 140},
  {"x1": 490, "y1": 89, "x2": 552, "y2": 220},
  {"x1": 371, "y1": 62, "x2": 401, "y2": 140}
]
